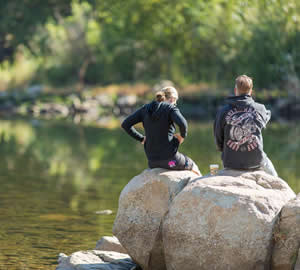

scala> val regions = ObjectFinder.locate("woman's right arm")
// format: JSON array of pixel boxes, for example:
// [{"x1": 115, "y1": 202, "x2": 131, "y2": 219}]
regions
[
  {"x1": 170, "y1": 107, "x2": 188, "y2": 139},
  {"x1": 121, "y1": 107, "x2": 145, "y2": 142}
]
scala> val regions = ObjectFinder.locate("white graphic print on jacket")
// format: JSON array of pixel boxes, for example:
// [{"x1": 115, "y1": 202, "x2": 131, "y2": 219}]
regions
[{"x1": 225, "y1": 107, "x2": 263, "y2": 152}]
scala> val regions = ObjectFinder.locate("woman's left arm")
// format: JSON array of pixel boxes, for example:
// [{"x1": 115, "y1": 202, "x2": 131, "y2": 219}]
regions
[{"x1": 170, "y1": 107, "x2": 188, "y2": 139}]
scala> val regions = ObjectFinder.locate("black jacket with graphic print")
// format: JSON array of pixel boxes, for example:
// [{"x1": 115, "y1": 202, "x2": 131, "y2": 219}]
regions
[
  {"x1": 121, "y1": 101, "x2": 188, "y2": 161},
  {"x1": 214, "y1": 95, "x2": 271, "y2": 169}
]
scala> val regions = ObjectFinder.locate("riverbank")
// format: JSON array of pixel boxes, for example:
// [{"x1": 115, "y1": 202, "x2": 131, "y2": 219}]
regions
[{"x1": 0, "y1": 82, "x2": 299, "y2": 125}]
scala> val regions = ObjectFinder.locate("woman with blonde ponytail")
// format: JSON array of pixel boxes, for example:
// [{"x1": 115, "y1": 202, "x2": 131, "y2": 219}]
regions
[{"x1": 121, "y1": 86, "x2": 200, "y2": 175}]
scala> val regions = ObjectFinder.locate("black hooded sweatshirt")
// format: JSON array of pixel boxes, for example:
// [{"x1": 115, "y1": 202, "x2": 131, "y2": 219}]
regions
[
  {"x1": 121, "y1": 101, "x2": 187, "y2": 161},
  {"x1": 214, "y1": 95, "x2": 271, "y2": 169}
]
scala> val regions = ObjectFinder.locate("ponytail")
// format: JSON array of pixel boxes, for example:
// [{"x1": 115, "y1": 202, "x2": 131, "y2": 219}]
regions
[
  {"x1": 155, "y1": 86, "x2": 178, "y2": 102},
  {"x1": 155, "y1": 91, "x2": 166, "y2": 102}
]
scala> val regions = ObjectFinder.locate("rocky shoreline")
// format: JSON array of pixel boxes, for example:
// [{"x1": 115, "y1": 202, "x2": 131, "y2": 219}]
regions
[
  {"x1": 56, "y1": 169, "x2": 300, "y2": 270},
  {"x1": 0, "y1": 85, "x2": 299, "y2": 124}
]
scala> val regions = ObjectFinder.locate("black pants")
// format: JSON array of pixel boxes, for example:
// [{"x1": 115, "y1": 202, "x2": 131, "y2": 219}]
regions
[{"x1": 148, "y1": 152, "x2": 194, "y2": 171}]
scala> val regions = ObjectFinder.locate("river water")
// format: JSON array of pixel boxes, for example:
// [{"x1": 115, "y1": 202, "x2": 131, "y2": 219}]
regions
[{"x1": 0, "y1": 118, "x2": 299, "y2": 270}]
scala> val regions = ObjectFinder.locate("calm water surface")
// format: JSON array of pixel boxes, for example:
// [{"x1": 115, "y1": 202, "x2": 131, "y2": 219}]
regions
[{"x1": 0, "y1": 118, "x2": 299, "y2": 270}]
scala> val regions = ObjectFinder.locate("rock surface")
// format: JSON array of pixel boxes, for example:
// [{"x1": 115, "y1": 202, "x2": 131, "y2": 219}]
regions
[
  {"x1": 162, "y1": 169, "x2": 295, "y2": 270},
  {"x1": 95, "y1": 236, "x2": 127, "y2": 254},
  {"x1": 56, "y1": 250, "x2": 135, "y2": 270},
  {"x1": 113, "y1": 168, "x2": 200, "y2": 270},
  {"x1": 272, "y1": 193, "x2": 300, "y2": 270}
]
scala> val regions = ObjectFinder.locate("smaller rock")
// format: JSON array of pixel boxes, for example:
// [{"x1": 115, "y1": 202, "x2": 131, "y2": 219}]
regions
[
  {"x1": 95, "y1": 94, "x2": 114, "y2": 107},
  {"x1": 95, "y1": 236, "x2": 127, "y2": 254},
  {"x1": 58, "y1": 253, "x2": 68, "y2": 263},
  {"x1": 30, "y1": 103, "x2": 69, "y2": 117},
  {"x1": 56, "y1": 250, "x2": 135, "y2": 270}
]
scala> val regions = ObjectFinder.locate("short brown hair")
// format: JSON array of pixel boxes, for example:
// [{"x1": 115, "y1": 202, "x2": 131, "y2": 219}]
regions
[{"x1": 235, "y1": 75, "x2": 253, "y2": 94}]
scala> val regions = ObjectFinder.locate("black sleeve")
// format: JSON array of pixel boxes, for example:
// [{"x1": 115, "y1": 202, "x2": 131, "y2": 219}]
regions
[
  {"x1": 170, "y1": 107, "x2": 188, "y2": 138},
  {"x1": 121, "y1": 107, "x2": 145, "y2": 142},
  {"x1": 214, "y1": 107, "x2": 226, "y2": 152}
]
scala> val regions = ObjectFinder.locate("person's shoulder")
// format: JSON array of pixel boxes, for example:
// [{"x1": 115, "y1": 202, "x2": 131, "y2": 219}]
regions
[
  {"x1": 160, "y1": 102, "x2": 178, "y2": 112},
  {"x1": 251, "y1": 100, "x2": 268, "y2": 113}
]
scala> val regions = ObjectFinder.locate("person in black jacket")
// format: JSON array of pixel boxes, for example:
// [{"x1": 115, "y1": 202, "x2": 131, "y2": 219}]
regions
[
  {"x1": 214, "y1": 75, "x2": 278, "y2": 176},
  {"x1": 122, "y1": 86, "x2": 200, "y2": 175}
]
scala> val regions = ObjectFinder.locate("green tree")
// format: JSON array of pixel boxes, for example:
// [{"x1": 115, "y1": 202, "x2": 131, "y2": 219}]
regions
[
  {"x1": 2, "y1": 0, "x2": 300, "y2": 89},
  {"x1": 0, "y1": 0, "x2": 72, "y2": 61}
]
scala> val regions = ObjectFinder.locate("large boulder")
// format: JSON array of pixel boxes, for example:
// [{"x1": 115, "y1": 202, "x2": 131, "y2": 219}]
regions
[
  {"x1": 113, "y1": 168, "x2": 200, "y2": 270},
  {"x1": 272, "y1": 193, "x2": 300, "y2": 270},
  {"x1": 56, "y1": 250, "x2": 135, "y2": 270},
  {"x1": 162, "y1": 169, "x2": 295, "y2": 270}
]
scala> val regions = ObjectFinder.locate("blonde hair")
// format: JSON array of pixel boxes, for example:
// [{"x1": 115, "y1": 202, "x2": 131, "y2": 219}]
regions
[
  {"x1": 235, "y1": 75, "x2": 253, "y2": 94},
  {"x1": 155, "y1": 86, "x2": 178, "y2": 102}
]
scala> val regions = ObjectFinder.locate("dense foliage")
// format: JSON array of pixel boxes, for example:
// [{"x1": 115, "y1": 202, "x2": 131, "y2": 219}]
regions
[{"x1": 1, "y1": 0, "x2": 300, "y2": 89}]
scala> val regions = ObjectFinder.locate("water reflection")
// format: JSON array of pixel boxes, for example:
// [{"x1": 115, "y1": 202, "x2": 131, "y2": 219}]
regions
[{"x1": 0, "y1": 118, "x2": 298, "y2": 269}]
